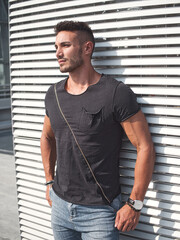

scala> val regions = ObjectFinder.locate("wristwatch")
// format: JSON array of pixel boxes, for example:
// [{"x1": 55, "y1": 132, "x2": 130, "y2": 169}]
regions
[{"x1": 127, "y1": 198, "x2": 143, "y2": 211}]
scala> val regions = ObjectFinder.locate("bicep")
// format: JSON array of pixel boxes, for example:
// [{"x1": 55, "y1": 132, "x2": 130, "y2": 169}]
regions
[{"x1": 120, "y1": 110, "x2": 153, "y2": 150}]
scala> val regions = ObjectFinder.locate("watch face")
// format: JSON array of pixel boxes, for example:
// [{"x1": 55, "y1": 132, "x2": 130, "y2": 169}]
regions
[
  {"x1": 128, "y1": 198, "x2": 143, "y2": 210},
  {"x1": 134, "y1": 200, "x2": 143, "y2": 210}
]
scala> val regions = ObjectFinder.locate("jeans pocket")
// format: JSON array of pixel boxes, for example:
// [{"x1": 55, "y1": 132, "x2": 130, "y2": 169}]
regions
[
  {"x1": 109, "y1": 193, "x2": 122, "y2": 212},
  {"x1": 49, "y1": 186, "x2": 53, "y2": 201}
]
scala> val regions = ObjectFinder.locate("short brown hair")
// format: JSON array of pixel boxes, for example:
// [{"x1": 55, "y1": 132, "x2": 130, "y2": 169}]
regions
[{"x1": 54, "y1": 21, "x2": 95, "y2": 53}]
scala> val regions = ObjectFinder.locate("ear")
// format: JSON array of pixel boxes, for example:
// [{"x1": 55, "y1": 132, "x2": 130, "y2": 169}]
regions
[{"x1": 84, "y1": 41, "x2": 94, "y2": 56}]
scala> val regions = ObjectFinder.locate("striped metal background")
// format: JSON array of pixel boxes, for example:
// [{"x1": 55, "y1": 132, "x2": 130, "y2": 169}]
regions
[{"x1": 9, "y1": 0, "x2": 180, "y2": 239}]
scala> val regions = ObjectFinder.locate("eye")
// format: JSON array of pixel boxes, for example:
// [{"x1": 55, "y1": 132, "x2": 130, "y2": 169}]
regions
[{"x1": 63, "y1": 43, "x2": 71, "y2": 47}]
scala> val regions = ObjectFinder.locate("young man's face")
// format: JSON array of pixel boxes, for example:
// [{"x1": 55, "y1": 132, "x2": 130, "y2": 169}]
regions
[{"x1": 55, "y1": 31, "x2": 84, "y2": 73}]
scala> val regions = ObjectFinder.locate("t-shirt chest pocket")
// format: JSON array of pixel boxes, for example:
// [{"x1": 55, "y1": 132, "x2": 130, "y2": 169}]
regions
[{"x1": 79, "y1": 107, "x2": 104, "y2": 133}]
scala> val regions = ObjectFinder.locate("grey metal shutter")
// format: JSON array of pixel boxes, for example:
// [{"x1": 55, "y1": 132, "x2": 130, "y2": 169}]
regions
[{"x1": 9, "y1": 0, "x2": 180, "y2": 239}]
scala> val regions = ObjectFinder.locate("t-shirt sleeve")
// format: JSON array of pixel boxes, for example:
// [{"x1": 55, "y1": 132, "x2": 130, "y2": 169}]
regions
[
  {"x1": 113, "y1": 82, "x2": 140, "y2": 122},
  {"x1": 45, "y1": 85, "x2": 53, "y2": 117}
]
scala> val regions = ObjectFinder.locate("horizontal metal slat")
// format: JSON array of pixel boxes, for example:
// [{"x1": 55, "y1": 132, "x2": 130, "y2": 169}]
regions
[
  {"x1": 12, "y1": 85, "x2": 49, "y2": 92},
  {"x1": 94, "y1": 57, "x2": 180, "y2": 67},
  {"x1": 14, "y1": 138, "x2": 41, "y2": 146},
  {"x1": 21, "y1": 232, "x2": 44, "y2": 240},
  {"x1": 12, "y1": 107, "x2": 45, "y2": 115},
  {"x1": 123, "y1": 142, "x2": 180, "y2": 156},
  {"x1": 12, "y1": 100, "x2": 44, "y2": 108},
  {"x1": 16, "y1": 159, "x2": 42, "y2": 169},
  {"x1": 13, "y1": 115, "x2": 44, "y2": 123},
  {"x1": 11, "y1": 47, "x2": 180, "y2": 62},
  {"x1": 120, "y1": 152, "x2": 180, "y2": 166},
  {"x1": 95, "y1": 27, "x2": 180, "y2": 39},
  {"x1": 12, "y1": 93, "x2": 46, "y2": 100},
  {"x1": 16, "y1": 173, "x2": 44, "y2": 184},
  {"x1": 14, "y1": 129, "x2": 41, "y2": 138},
  {"x1": 15, "y1": 144, "x2": 41, "y2": 154},
  {"x1": 10, "y1": 0, "x2": 112, "y2": 16},
  {"x1": 14, "y1": 122, "x2": 43, "y2": 131},
  {"x1": 9, "y1": 0, "x2": 56, "y2": 8},
  {"x1": 10, "y1": 76, "x2": 180, "y2": 86},
  {"x1": 132, "y1": 86, "x2": 180, "y2": 95},
  {"x1": 120, "y1": 168, "x2": 180, "y2": 187},
  {"x1": 20, "y1": 219, "x2": 51, "y2": 235},
  {"x1": 124, "y1": 228, "x2": 174, "y2": 240},
  {"x1": 18, "y1": 187, "x2": 45, "y2": 198},
  {"x1": 20, "y1": 226, "x2": 53, "y2": 240},
  {"x1": 9, "y1": 4, "x2": 180, "y2": 24},
  {"x1": 138, "y1": 97, "x2": 180, "y2": 106},
  {"x1": 122, "y1": 187, "x2": 180, "y2": 209},
  {"x1": 10, "y1": 67, "x2": 180, "y2": 78},
  {"x1": 18, "y1": 206, "x2": 50, "y2": 221},
  {"x1": 94, "y1": 16, "x2": 180, "y2": 31},
  {"x1": 18, "y1": 200, "x2": 50, "y2": 214},
  {"x1": 150, "y1": 126, "x2": 180, "y2": 136},
  {"x1": 141, "y1": 214, "x2": 180, "y2": 230},
  {"x1": 15, "y1": 151, "x2": 41, "y2": 161},
  {"x1": 121, "y1": 159, "x2": 180, "y2": 175},
  {"x1": 17, "y1": 181, "x2": 45, "y2": 192},
  {"x1": 121, "y1": 77, "x2": 180, "y2": 86},
  {"x1": 16, "y1": 165, "x2": 43, "y2": 176},
  {"x1": 136, "y1": 223, "x2": 179, "y2": 239},
  {"x1": 19, "y1": 213, "x2": 51, "y2": 228},
  {"x1": 141, "y1": 106, "x2": 180, "y2": 116},
  {"x1": 10, "y1": 14, "x2": 180, "y2": 33},
  {"x1": 153, "y1": 135, "x2": 179, "y2": 146},
  {"x1": 10, "y1": 26, "x2": 180, "y2": 42},
  {"x1": 19, "y1": 193, "x2": 47, "y2": 206},
  {"x1": 10, "y1": 57, "x2": 180, "y2": 69},
  {"x1": 94, "y1": 48, "x2": 180, "y2": 57}
]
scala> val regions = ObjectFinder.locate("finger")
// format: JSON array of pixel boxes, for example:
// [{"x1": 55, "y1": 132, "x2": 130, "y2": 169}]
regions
[
  {"x1": 126, "y1": 224, "x2": 134, "y2": 232},
  {"x1": 114, "y1": 213, "x2": 120, "y2": 228},
  {"x1": 48, "y1": 199, "x2": 52, "y2": 207},
  {"x1": 116, "y1": 220, "x2": 125, "y2": 231}
]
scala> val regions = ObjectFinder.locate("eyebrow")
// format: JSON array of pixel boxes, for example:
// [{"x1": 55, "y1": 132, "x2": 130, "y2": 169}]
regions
[{"x1": 55, "y1": 41, "x2": 71, "y2": 48}]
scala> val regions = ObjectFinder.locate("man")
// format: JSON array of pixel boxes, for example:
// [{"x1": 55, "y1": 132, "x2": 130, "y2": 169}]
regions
[{"x1": 41, "y1": 21, "x2": 155, "y2": 240}]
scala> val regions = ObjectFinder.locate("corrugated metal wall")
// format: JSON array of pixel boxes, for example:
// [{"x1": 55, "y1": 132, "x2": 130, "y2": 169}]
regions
[{"x1": 9, "y1": 0, "x2": 180, "y2": 239}]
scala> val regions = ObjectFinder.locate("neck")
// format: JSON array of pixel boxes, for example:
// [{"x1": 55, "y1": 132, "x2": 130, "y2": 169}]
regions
[{"x1": 66, "y1": 64, "x2": 101, "y2": 95}]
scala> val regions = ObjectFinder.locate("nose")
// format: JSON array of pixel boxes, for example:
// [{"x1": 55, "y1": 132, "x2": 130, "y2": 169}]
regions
[{"x1": 56, "y1": 47, "x2": 63, "y2": 59}]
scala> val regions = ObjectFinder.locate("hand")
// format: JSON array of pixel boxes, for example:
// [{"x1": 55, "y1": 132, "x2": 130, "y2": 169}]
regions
[
  {"x1": 46, "y1": 185, "x2": 52, "y2": 207},
  {"x1": 115, "y1": 204, "x2": 140, "y2": 232}
]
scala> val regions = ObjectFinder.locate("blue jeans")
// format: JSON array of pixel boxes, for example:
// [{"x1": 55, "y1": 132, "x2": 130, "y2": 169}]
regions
[{"x1": 50, "y1": 188, "x2": 121, "y2": 240}]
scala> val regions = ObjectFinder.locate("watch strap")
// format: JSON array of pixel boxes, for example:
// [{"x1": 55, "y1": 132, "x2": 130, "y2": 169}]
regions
[{"x1": 126, "y1": 202, "x2": 141, "y2": 212}]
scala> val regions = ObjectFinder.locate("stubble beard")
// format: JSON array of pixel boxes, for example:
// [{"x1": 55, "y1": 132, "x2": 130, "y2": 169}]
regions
[{"x1": 59, "y1": 48, "x2": 84, "y2": 73}]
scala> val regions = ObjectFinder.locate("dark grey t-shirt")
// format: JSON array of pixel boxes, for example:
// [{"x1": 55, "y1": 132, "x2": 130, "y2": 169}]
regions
[{"x1": 45, "y1": 74, "x2": 140, "y2": 205}]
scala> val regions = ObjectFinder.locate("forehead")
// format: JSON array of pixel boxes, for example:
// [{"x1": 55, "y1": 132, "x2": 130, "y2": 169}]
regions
[{"x1": 55, "y1": 31, "x2": 79, "y2": 44}]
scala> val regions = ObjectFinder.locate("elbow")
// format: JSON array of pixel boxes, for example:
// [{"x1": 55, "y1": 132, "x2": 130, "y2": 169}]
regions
[
  {"x1": 40, "y1": 132, "x2": 56, "y2": 147},
  {"x1": 138, "y1": 140, "x2": 156, "y2": 163},
  {"x1": 149, "y1": 140, "x2": 156, "y2": 161}
]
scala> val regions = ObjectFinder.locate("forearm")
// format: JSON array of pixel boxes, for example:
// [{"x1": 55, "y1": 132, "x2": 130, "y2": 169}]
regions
[
  {"x1": 40, "y1": 135, "x2": 56, "y2": 182},
  {"x1": 130, "y1": 144, "x2": 155, "y2": 201}
]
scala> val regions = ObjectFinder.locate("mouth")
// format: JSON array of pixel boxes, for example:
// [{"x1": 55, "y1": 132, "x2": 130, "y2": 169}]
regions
[{"x1": 58, "y1": 59, "x2": 66, "y2": 64}]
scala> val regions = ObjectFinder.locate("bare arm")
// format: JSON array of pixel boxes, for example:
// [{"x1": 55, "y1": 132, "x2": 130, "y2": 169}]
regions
[
  {"x1": 115, "y1": 110, "x2": 155, "y2": 231},
  {"x1": 40, "y1": 115, "x2": 56, "y2": 206}
]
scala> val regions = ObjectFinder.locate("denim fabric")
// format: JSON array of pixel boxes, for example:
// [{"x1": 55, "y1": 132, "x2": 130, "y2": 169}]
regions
[{"x1": 50, "y1": 188, "x2": 121, "y2": 240}]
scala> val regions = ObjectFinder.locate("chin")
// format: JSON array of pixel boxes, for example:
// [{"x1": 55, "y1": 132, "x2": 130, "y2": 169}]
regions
[{"x1": 60, "y1": 67, "x2": 69, "y2": 73}]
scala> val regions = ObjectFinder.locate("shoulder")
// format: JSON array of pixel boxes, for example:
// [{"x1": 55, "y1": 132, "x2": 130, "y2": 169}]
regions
[
  {"x1": 114, "y1": 81, "x2": 136, "y2": 100},
  {"x1": 102, "y1": 74, "x2": 119, "y2": 86},
  {"x1": 102, "y1": 74, "x2": 133, "y2": 95},
  {"x1": 45, "y1": 79, "x2": 66, "y2": 98}
]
